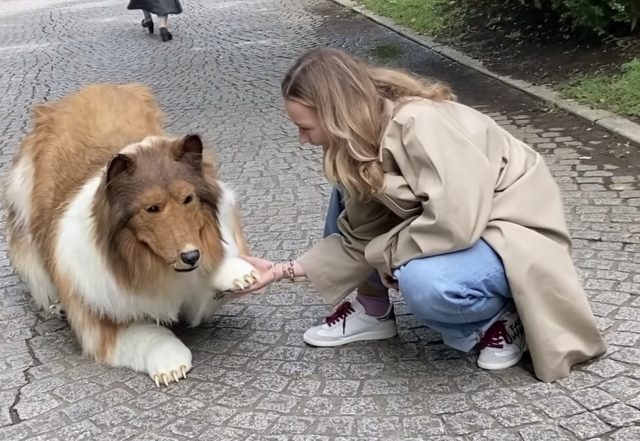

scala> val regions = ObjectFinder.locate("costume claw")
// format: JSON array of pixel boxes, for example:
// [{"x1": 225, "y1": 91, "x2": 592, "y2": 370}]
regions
[
  {"x1": 233, "y1": 280, "x2": 244, "y2": 290},
  {"x1": 172, "y1": 371, "x2": 180, "y2": 383},
  {"x1": 154, "y1": 375, "x2": 160, "y2": 387},
  {"x1": 48, "y1": 302, "x2": 66, "y2": 318},
  {"x1": 162, "y1": 374, "x2": 169, "y2": 386},
  {"x1": 181, "y1": 365, "x2": 187, "y2": 378}
]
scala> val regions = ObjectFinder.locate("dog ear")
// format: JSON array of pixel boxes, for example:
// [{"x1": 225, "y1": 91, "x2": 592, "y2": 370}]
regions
[
  {"x1": 106, "y1": 154, "x2": 135, "y2": 185},
  {"x1": 174, "y1": 134, "x2": 203, "y2": 167}
]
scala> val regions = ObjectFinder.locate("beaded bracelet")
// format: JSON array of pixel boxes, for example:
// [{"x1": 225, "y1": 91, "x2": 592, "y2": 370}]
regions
[
  {"x1": 284, "y1": 260, "x2": 296, "y2": 282},
  {"x1": 271, "y1": 260, "x2": 297, "y2": 282}
]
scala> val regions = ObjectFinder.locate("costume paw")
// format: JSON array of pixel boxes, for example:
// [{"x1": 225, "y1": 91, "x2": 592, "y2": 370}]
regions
[
  {"x1": 212, "y1": 257, "x2": 258, "y2": 292},
  {"x1": 49, "y1": 301, "x2": 66, "y2": 319},
  {"x1": 145, "y1": 337, "x2": 193, "y2": 387}
]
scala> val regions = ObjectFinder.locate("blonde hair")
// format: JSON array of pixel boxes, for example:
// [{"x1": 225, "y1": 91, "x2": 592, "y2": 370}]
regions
[{"x1": 281, "y1": 47, "x2": 455, "y2": 200}]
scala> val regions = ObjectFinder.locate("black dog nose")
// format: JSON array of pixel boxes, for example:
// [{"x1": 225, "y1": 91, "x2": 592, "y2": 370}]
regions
[{"x1": 180, "y1": 250, "x2": 200, "y2": 266}]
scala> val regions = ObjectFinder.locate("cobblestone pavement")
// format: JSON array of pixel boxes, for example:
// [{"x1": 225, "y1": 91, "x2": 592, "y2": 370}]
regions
[{"x1": 1, "y1": 0, "x2": 639, "y2": 440}]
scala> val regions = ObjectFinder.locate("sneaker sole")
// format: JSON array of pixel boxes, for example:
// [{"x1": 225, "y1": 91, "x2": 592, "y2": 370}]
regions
[
  {"x1": 303, "y1": 327, "x2": 398, "y2": 347},
  {"x1": 477, "y1": 344, "x2": 528, "y2": 370}
]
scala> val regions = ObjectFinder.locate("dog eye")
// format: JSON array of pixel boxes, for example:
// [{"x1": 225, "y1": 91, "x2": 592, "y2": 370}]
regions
[
  {"x1": 183, "y1": 195, "x2": 193, "y2": 205},
  {"x1": 146, "y1": 205, "x2": 160, "y2": 213}
]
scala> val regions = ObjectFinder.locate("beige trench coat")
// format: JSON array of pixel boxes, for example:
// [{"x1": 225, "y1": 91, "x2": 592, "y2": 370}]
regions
[{"x1": 297, "y1": 98, "x2": 607, "y2": 382}]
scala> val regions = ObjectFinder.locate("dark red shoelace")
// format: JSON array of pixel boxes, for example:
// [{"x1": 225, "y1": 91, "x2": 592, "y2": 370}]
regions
[
  {"x1": 479, "y1": 320, "x2": 513, "y2": 349},
  {"x1": 325, "y1": 301, "x2": 355, "y2": 327}
]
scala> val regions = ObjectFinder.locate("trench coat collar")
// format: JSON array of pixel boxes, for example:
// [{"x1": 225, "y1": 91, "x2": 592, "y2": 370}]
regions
[{"x1": 378, "y1": 98, "x2": 396, "y2": 163}]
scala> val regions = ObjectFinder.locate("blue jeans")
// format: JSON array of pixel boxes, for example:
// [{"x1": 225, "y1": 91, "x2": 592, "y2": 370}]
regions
[{"x1": 324, "y1": 187, "x2": 513, "y2": 352}]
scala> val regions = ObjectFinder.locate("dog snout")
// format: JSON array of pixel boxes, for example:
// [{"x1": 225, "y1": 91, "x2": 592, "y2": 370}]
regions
[{"x1": 180, "y1": 250, "x2": 200, "y2": 266}]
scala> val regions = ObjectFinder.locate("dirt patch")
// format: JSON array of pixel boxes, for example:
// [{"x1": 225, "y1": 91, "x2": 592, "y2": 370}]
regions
[{"x1": 440, "y1": 1, "x2": 640, "y2": 109}]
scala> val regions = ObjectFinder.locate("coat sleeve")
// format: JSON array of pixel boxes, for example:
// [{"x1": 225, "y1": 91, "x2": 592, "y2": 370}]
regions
[
  {"x1": 297, "y1": 195, "x2": 399, "y2": 305},
  {"x1": 365, "y1": 102, "x2": 498, "y2": 273}
]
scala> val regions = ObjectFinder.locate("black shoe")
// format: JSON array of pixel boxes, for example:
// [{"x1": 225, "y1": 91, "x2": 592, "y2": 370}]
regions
[
  {"x1": 159, "y1": 27, "x2": 173, "y2": 42},
  {"x1": 141, "y1": 18, "x2": 154, "y2": 34}
]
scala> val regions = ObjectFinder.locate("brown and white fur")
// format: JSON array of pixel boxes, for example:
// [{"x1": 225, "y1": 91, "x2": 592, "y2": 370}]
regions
[{"x1": 3, "y1": 83, "x2": 258, "y2": 386}]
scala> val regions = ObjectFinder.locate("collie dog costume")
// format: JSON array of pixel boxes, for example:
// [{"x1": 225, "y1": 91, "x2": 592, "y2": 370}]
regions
[{"x1": 3, "y1": 84, "x2": 258, "y2": 386}]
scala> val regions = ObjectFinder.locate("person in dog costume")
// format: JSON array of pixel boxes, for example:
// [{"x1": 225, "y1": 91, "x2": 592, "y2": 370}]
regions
[{"x1": 241, "y1": 47, "x2": 607, "y2": 382}]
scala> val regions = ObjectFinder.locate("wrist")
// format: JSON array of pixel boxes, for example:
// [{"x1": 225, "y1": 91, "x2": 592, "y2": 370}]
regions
[
  {"x1": 292, "y1": 260, "x2": 306, "y2": 278},
  {"x1": 272, "y1": 260, "x2": 306, "y2": 282}
]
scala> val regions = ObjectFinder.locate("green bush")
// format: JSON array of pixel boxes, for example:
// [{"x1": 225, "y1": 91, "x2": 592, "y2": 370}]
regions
[{"x1": 533, "y1": 0, "x2": 638, "y2": 34}]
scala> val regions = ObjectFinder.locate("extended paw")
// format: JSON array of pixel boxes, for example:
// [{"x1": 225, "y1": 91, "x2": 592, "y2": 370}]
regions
[
  {"x1": 145, "y1": 337, "x2": 192, "y2": 387},
  {"x1": 49, "y1": 301, "x2": 66, "y2": 319},
  {"x1": 152, "y1": 365, "x2": 189, "y2": 387},
  {"x1": 213, "y1": 257, "x2": 258, "y2": 292},
  {"x1": 231, "y1": 270, "x2": 258, "y2": 291}
]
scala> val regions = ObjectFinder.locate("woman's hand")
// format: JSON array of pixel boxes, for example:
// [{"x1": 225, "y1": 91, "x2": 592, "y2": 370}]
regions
[{"x1": 235, "y1": 257, "x2": 307, "y2": 294}]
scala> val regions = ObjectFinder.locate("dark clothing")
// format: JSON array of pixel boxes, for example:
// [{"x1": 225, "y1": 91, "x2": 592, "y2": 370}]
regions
[{"x1": 127, "y1": 0, "x2": 183, "y2": 15}]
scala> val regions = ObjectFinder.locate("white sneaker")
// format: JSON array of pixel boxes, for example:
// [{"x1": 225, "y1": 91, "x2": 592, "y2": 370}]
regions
[
  {"x1": 477, "y1": 310, "x2": 526, "y2": 370},
  {"x1": 303, "y1": 300, "x2": 398, "y2": 347}
]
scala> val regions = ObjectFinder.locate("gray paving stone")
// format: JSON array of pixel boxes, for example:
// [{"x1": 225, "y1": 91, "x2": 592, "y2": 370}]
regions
[
  {"x1": 54, "y1": 420, "x2": 102, "y2": 440},
  {"x1": 93, "y1": 426, "x2": 140, "y2": 441},
  {"x1": 165, "y1": 418, "x2": 209, "y2": 438},
  {"x1": 52, "y1": 380, "x2": 101, "y2": 403},
  {"x1": 60, "y1": 399, "x2": 106, "y2": 421},
  {"x1": 256, "y1": 392, "x2": 300, "y2": 413},
  {"x1": 559, "y1": 412, "x2": 613, "y2": 439},
  {"x1": 356, "y1": 416, "x2": 403, "y2": 437},
  {"x1": 489, "y1": 405, "x2": 545, "y2": 427},
  {"x1": 533, "y1": 395, "x2": 586, "y2": 418},
  {"x1": 468, "y1": 428, "x2": 522, "y2": 441},
  {"x1": 362, "y1": 378, "x2": 409, "y2": 395},
  {"x1": 312, "y1": 416, "x2": 355, "y2": 436},
  {"x1": 599, "y1": 377, "x2": 640, "y2": 400},
  {"x1": 442, "y1": 410, "x2": 498, "y2": 434},
  {"x1": 469, "y1": 388, "x2": 519, "y2": 409},
  {"x1": 301, "y1": 397, "x2": 336, "y2": 416},
  {"x1": 611, "y1": 426, "x2": 640, "y2": 440},
  {"x1": 190, "y1": 405, "x2": 237, "y2": 426},
  {"x1": 0, "y1": 422, "x2": 31, "y2": 441},
  {"x1": 24, "y1": 412, "x2": 67, "y2": 436},
  {"x1": 584, "y1": 359, "x2": 629, "y2": 378},
  {"x1": 322, "y1": 380, "x2": 360, "y2": 396},
  {"x1": 15, "y1": 393, "x2": 60, "y2": 420},
  {"x1": 129, "y1": 408, "x2": 173, "y2": 431},
  {"x1": 571, "y1": 387, "x2": 619, "y2": 411},
  {"x1": 269, "y1": 415, "x2": 315, "y2": 434},
  {"x1": 339, "y1": 397, "x2": 382, "y2": 415},
  {"x1": 558, "y1": 372, "x2": 605, "y2": 391},
  {"x1": 382, "y1": 395, "x2": 429, "y2": 415},
  {"x1": 227, "y1": 411, "x2": 279, "y2": 431},
  {"x1": 90, "y1": 405, "x2": 139, "y2": 427},
  {"x1": 198, "y1": 427, "x2": 253, "y2": 440},
  {"x1": 608, "y1": 331, "x2": 640, "y2": 347},
  {"x1": 518, "y1": 424, "x2": 575, "y2": 441},
  {"x1": 129, "y1": 433, "x2": 179, "y2": 441},
  {"x1": 402, "y1": 416, "x2": 445, "y2": 437},
  {"x1": 427, "y1": 394, "x2": 472, "y2": 414},
  {"x1": 595, "y1": 403, "x2": 640, "y2": 427},
  {"x1": 610, "y1": 348, "x2": 640, "y2": 365}
]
